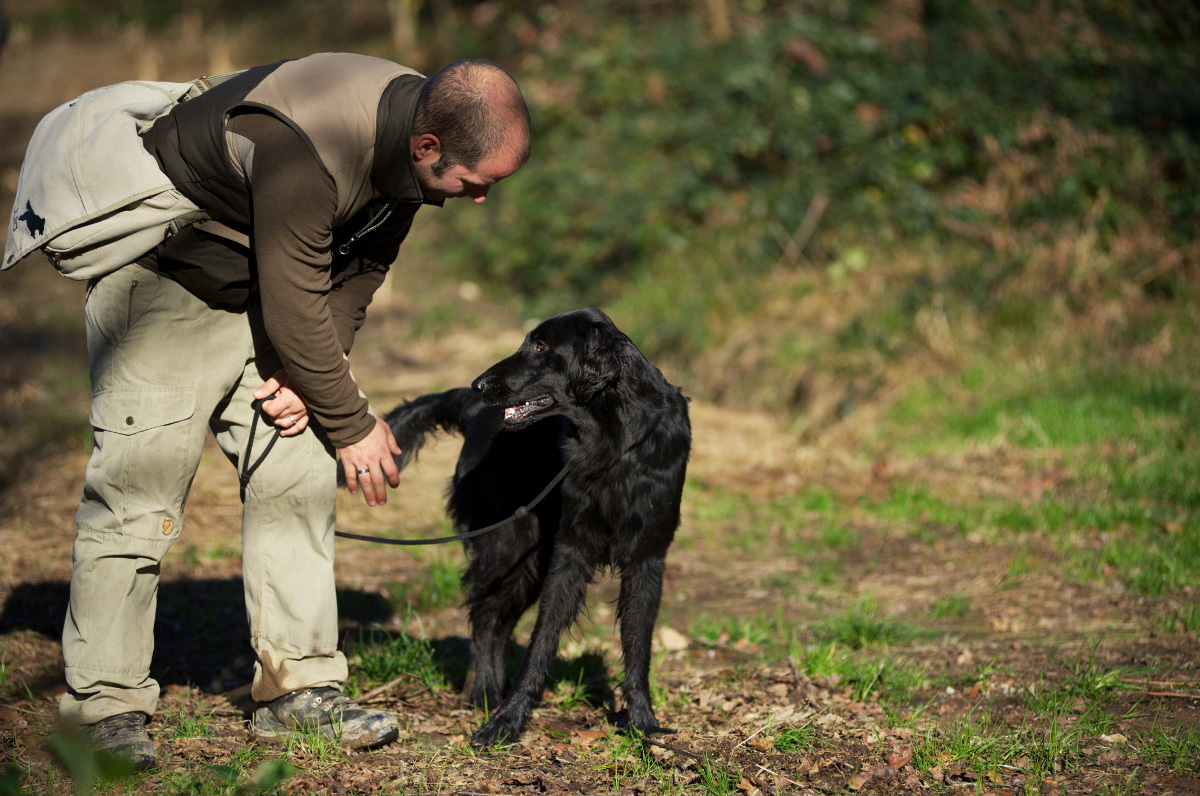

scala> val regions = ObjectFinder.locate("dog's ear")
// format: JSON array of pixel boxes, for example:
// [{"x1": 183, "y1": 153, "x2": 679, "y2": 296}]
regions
[{"x1": 567, "y1": 319, "x2": 630, "y2": 404}]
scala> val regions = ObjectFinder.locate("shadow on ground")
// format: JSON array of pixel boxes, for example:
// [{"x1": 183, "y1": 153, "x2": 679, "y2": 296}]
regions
[{"x1": 0, "y1": 579, "x2": 397, "y2": 694}]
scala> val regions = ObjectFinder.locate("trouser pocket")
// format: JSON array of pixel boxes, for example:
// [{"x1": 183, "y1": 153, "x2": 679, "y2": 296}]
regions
[{"x1": 78, "y1": 387, "x2": 198, "y2": 545}]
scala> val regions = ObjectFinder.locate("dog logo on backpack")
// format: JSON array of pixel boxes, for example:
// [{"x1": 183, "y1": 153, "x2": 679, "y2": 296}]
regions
[{"x1": 18, "y1": 202, "x2": 46, "y2": 237}]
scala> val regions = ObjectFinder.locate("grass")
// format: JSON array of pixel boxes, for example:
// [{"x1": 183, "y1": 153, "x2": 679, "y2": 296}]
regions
[
  {"x1": 345, "y1": 625, "x2": 448, "y2": 696},
  {"x1": 385, "y1": 558, "x2": 463, "y2": 612},
  {"x1": 1139, "y1": 726, "x2": 1200, "y2": 771},
  {"x1": 167, "y1": 704, "x2": 216, "y2": 740},
  {"x1": 929, "y1": 594, "x2": 971, "y2": 619},
  {"x1": 773, "y1": 724, "x2": 818, "y2": 753},
  {"x1": 814, "y1": 601, "x2": 914, "y2": 650}
]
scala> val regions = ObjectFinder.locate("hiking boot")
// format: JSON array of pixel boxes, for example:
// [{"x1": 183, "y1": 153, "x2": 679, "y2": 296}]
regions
[
  {"x1": 251, "y1": 687, "x2": 399, "y2": 749},
  {"x1": 84, "y1": 711, "x2": 156, "y2": 771}
]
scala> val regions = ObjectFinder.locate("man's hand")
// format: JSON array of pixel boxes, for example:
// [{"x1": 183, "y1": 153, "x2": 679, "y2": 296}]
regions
[
  {"x1": 339, "y1": 418, "x2": 402, "y2": 507},
  {"x1": 254, "y1": 369, "x2": 310, "y2": 437}
]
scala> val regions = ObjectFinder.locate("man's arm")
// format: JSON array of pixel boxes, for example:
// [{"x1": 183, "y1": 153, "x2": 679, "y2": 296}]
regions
[
  {"x1": 229, "y1": 111, "x2": 375, "y2": 447},
  {"x1": 230, "y1": 111, "x2": 403, "y2": 504}
]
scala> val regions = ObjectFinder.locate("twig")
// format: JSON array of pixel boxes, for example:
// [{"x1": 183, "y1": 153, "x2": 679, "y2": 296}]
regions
[
  {"x1": 359, "y1": 672, "x2": 427, "y2": 702},
  {"x1": 787, "y1": 655, "x2": 803, "y2": 686},
  {"x1": 1120, "y1": 678, "x2": 1200, "y2": 688},
  {"x1": 733, "y1": 722, "x2": 771, "y2": 750},
  {"x1": 639, "y1": 735, "x2": 708, "y2": 764},
  {"x1": 222, "y1": 683, "x2": 252, "y2": 703},
  {"x1": 1129, "y1": 689, "x2": 1200, "y2": 700},
  {"x1": 790, "y1": 192, "x2": 829, "y2": 259},
  {"x1": 756, "y1": 763, "x2": 801, "y2": 788},
  {"x1": 769, "y1": 193, "x2": 828, "y2": 266}
]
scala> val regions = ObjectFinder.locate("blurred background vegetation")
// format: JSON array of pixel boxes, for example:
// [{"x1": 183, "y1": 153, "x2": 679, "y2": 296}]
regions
[{"x1": 2, "y1": 0, "x2": 1199, "y2": 429}]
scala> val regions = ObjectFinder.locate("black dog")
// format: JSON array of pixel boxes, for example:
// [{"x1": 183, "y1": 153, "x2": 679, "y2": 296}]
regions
[{"x1": 383, "y1": 308, "x2": 690, "y2": 746}]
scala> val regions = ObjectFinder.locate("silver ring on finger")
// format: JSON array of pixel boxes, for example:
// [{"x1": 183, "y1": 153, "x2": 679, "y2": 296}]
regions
[{"x1": 356, "y1": 467, "x2": 371, "y2": 475}]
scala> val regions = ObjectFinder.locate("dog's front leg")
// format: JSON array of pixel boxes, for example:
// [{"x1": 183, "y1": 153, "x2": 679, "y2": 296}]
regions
[
  {"x1": 471, "y1": 547, "x2": 591, "y2": 748},
  {"x1": 616, "y1": 554, "x2": 668, "y2": 734}
]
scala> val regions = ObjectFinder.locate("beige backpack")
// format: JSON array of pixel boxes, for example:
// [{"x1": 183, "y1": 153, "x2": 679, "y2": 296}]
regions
[{"x1": 3, "y1": 73, "x2": 238, "y2": 280}]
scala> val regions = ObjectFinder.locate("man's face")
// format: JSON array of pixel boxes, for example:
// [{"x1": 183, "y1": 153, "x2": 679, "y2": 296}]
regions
[{"x1": 413, "y1": 146, "x2": 523, "y2": 204}]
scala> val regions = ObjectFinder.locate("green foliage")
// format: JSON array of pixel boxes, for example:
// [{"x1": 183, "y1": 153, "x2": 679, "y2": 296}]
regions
[
  {"x1": 48, "y1": 730, "x2": 137, "y2": 795},
  {"x1": 165, "y1": 759, "x2": 296, "y2": 795},
  {"x1": 773, "y1": 725, "x2": 817, "y2": 753},
  {"x1": 814, "y1": 601, "x2": 913, "y2": 650},
  {"x1": 346, "y1": 626, "x2": 447, "y2": 695},
  {"x1": 1140, "y1": 726, "x2": 1200, "y2": 771},
  {"x1": 792, "y1": 641, "x2": 925, "y2": 705},
  {"x1": 386, "y1": 559, "x2": 463, "y2": 612},
  {"x1": 414, "y1": 0, "x2": 1199, "y2": 384},
  {"x1": 928, "y1": 594, "x2": 971, "y2": 619},
  {"x1": 889, "y1": 365, "x2": 1200, "y2": 595}
]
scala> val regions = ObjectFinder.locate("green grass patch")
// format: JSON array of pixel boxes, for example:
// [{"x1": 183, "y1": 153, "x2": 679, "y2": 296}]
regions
[
  {"x1": 814, "y1": 601, "x2": 915, "y2": 650},
  {"x1": 881, "y1": 364, "x2": 1200, "y2": 596},
  {"x1": 928, "y1": 594, "x2": 971, "y2": 619},
  {"x1": 1138, "y1": 726, "x2": 1200, "y2": 771},
  {"x1": 346, "y1": 626, "x2": 448, "y2": 696},
  {"x1": 772, "y1": 724, "x2": 819, "y2": 753},
  {"x1": 385, "y1": 558, "x2": 463, "y2": 612},
  {"x1": 792, "y1": 641, "x2": 927, "y2": 706}
]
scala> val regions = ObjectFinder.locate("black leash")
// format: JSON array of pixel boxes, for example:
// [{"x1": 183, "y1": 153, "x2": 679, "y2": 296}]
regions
[
  {"x1": 239, "y1": 401, "x2": 568, "y2": 546},
  {"x1": 239, "y1": 397, "x2": 283, "y2": 502},
  {"x1": 334, "y1": 464, "x2": 567, "y2": 546}
]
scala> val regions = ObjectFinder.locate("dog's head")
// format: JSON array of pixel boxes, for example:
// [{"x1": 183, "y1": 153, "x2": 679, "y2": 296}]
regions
[{"x1": 472, "y1": 308, "x2": 634, "y2": 429}]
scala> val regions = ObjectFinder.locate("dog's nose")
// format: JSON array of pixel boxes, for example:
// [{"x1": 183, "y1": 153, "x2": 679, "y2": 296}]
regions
[{"x1": 471, "y1": 375, "x2": 489, "y2": 394}]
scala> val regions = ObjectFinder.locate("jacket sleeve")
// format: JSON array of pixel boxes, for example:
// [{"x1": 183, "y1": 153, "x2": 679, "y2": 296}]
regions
[{"x1": 229, "y1": 111, "x2": 377, "y2": 448}]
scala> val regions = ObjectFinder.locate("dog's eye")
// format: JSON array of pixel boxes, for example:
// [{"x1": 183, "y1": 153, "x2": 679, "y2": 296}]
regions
[{"x1": 533, "y1": 341, "x2": 548, "y2": 352}]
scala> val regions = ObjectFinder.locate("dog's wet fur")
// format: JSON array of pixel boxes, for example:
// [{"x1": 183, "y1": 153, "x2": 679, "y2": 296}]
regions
[{"x1": 383, "y1": 308, "x2": 690, "y2": 746}]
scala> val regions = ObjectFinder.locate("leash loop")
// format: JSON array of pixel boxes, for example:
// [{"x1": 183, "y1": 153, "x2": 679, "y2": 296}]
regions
[
  {"x1": 239, "y1": 397, "x2": 282, "y2": 502},
  {"x1": 238, "y1": 399, "x2": 569, "y2": 545}
]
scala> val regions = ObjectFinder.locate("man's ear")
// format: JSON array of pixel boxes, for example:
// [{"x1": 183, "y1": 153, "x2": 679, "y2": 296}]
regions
[{"x1": 411, "y1": 133, "x2": 442, "y2": 163}]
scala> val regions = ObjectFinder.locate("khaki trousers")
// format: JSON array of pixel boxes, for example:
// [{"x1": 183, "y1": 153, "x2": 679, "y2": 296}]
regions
[{"x1": 60, "y1": 263, "x2": 348, "y2": 725}]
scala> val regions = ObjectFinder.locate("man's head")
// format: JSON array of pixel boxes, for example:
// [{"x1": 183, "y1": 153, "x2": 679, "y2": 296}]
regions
[{"x1": 411, "y1": 60, "x2": 530, "y2": 203}]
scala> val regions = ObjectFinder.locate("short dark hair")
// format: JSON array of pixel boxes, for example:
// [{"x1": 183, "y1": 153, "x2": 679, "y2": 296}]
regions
[{"x1": 414, "y1": 60, "x2": 531, "y2": 177}]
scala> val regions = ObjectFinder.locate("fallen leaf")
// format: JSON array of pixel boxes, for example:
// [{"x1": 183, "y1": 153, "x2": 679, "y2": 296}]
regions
[
  {"x1": 887, "y1": 743, "x2": 914, "y2": 769},
  {"x1": 847, "y1": 770, "x2": 871, "y2": 791},
  {"x1": 736, "y1": 777, "x2": 763, "y2": 795},
  {"x1": 733, "y1": 734, "x2": 767, "y2": 753}
]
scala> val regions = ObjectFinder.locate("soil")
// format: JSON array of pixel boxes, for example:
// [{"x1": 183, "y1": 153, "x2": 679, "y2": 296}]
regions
[{"x1": 1, "y1": 28, "x2": 1199, "y2": 796}]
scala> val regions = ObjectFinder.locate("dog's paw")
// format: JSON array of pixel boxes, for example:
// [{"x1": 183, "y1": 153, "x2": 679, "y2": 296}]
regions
[
  {"x1": 471, "y1": 715, "x2": 524, "y2": 749},
  {"x1": 614, "y1": 709, "x2": 674, "y2": 736}
]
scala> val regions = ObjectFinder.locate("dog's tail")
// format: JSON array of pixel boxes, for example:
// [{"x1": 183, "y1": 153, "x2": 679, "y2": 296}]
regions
[
  {"x1": 383, "y1": 387, "x2": 482, "y2": 472},
  {"x1": 336, "y1": 388, "x2": 481, "y2": 486}
]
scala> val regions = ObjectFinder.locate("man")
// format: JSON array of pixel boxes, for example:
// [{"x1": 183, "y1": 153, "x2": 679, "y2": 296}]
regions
[{"x1": 60, "y1": 53, "x2": 530, "y2": 768}]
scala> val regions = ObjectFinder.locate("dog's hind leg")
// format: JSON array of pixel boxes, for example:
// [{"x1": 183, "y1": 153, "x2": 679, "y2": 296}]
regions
[
  {"x1": 463, "y1": 524, "x2": 544, "y2": 710},
  {"x1": 471, "y1": 547, "x2": 592, "y2": 748},
  {"x1": 615, "y1": 555, "x2": 668, "y2": 734}
]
